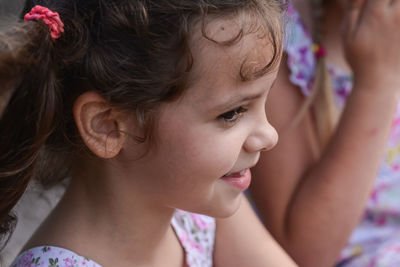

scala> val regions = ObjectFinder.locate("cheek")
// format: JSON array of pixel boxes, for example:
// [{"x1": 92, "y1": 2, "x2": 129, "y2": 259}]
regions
[
  {"x1": 166, "y1": 127, "x2": 241, "y2": 176},
  {"x1": 155, "y1": 108, "x2": 245, "y2": 179}
]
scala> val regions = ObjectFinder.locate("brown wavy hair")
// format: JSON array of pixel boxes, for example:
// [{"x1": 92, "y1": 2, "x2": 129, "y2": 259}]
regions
[{"x1": 0, "y1": 0, "x2": 285, "y2": 249}]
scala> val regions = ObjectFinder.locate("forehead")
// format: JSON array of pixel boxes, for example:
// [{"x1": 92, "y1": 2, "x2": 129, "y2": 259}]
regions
[
  {"x1": 184, "y1": 15, "x2": 280, "y2": 100},
  {"x1": 189, "y1": 12, "x2": 280, "y2": 81}
]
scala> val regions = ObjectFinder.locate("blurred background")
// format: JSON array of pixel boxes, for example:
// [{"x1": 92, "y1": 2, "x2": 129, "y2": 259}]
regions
[{"x1": 0, "y1": 0, "x2": 24, "y2": 16}]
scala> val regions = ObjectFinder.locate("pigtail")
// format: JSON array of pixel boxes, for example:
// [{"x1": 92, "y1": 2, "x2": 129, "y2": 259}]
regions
[
  {"x1": 292, "y1": 0, "x2": 338, "y2": 151},
  {"x1": 311, "y1": 0, "x2": 338, "y2": 150},
  {"x1": 0, "y1": 19, "x2": 61, "y2": 248},
  {"x1": 312, "y1": 56, "x2": 337, "y2": 150}
]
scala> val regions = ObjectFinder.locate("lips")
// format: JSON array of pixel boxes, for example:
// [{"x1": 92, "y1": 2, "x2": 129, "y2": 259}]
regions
[
  {"x1": 223, "y1": 169, "x2": 247, "y2": 177},
  {"x1": 221, "y1": 169, "x2": 251, "y2": 191}
]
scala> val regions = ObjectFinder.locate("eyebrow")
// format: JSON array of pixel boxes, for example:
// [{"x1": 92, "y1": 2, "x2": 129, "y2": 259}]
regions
[
  {"x1": 209, "y1": 73, "x2": 277, "y2": 113},
  {"x1": 213, "y1": 78, "x2": 277, "y2": 112},
  {"x1": 213, "y1": 92, "x2": 264, "y2": 113}
]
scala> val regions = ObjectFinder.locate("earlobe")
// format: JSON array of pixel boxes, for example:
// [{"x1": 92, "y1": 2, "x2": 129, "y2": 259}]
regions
[{"x1": 73, "y1": 91, "x2": 128, "y2": 159}]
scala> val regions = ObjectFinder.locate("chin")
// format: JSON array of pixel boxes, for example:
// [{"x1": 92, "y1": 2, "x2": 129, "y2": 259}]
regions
[{"x1": 200, "y1": 193, "x2": 243, "y2": 219}]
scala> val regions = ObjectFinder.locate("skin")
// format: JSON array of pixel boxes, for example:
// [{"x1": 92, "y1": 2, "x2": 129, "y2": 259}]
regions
[
  {"x1": 250, "y1": 0, "x2": 400, "y2": 266},
  {"x1": 23, "y1": 16, "x2": 297, "y2": 267}
]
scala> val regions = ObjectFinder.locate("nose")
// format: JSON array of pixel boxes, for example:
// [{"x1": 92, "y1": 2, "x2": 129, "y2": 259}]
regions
[{"x1": 244, "y1": 120, "x2": 278, "y2": 153}]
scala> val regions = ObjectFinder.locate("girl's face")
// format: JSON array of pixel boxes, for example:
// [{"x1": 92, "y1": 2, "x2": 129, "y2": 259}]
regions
[{"x1": 122, "y1": 18, "x2": 280, "y2": 218}]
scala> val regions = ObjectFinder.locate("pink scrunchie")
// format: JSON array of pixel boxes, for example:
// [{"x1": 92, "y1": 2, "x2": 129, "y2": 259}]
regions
[{"x1": 24, "y1": 5, "x2": 64, "y2": 40}]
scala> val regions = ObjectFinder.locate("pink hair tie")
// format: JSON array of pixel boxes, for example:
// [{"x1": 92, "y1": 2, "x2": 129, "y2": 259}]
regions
[
  {"x1": 24, "y1": 5, "x2": 64, "y2": 40},
  {"x1": 312, "y1": 43, "x2": 326, "y2": 59}
]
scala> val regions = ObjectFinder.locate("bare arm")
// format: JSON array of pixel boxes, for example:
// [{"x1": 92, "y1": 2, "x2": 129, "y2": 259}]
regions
[
  {"x1": 213, "y1": 194, "x2": 298, "y2": 267},
  {"x1": 249, "y1": 1, "x2": 400, "y2": 266}
]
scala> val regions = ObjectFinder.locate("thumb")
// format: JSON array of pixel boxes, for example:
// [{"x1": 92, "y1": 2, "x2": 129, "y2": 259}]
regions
[
  {"x1": 347, "y1": 0, "x2": 365, "y2": 9},
  {"x1": 342, "y1": 0, "x2": 365, "y2": 40}
]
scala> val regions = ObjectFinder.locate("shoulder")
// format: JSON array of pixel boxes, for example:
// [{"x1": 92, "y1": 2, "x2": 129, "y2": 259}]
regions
[
  {"x1": 11, "y1": 246, "x2": 102, "y2": 267},
  {"x1": 172, "y1": 210, "x2": 215, "y2": 267},
  {"x1": 284, "y1": 2, "x2": 313, "y2": 50}
]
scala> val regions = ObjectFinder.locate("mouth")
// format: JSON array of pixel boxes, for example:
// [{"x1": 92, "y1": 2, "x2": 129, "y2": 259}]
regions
[
  {"x1": 223, "y1": 169, "x2": 247, "y2": 177},
  {"x1": 221, "y1": 168, "x2": 252, "y2": 191}
]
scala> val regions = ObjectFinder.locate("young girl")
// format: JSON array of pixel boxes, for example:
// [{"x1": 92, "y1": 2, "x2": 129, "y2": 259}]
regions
[
  {"x1": 249, "y1": 0, "x2": 400, "y2": 266},
  {"x1": 0, "y1": 0, "x2": 298, "y2": 266}
]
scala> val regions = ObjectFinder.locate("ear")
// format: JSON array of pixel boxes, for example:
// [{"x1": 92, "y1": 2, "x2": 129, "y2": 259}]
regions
[{"x1": 73, "y1": 91, "x2": 129, "y2": 159}]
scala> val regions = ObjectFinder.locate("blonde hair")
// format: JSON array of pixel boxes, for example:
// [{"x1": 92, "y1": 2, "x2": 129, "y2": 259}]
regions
[{"x1": 292, "y1": 0, "x2": 338, "y2": 151}]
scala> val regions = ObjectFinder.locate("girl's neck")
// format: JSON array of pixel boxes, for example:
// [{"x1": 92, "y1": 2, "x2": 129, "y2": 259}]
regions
[{"x1": 24, "y1": 166, "x2": 185, "y2": 267}]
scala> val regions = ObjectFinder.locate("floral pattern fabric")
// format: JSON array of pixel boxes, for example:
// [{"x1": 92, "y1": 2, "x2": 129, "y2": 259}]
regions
[
  {"x1": 11, "y1": 210, "x2": 215, "y2": 267},
  {"x1": 171, "y1": 210, "x2": 215, "y2": 267},
  {"x1": 10, "y1": 246, "x2": 100, "y2": 267},
  {"x1": 285, "y1": 3, "x2": 400, "y2": 266}
]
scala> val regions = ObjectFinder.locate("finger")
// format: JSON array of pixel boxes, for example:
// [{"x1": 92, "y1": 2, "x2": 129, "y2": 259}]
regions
[
  {"x1": 363, "y1": 0, "x2": 391, "y2": 10},
  {"x1": 391, "y1": 1, "x2": 400, "y2": 28},
  {"x1": 349, "y1": 0, "x2": 388, "y2": 32},
  {"x1": 343, "y1": 0, "x2": 364, "y2": 36},
  {"x1": 391, "y1": 0, "x2": 400, "y2": 9},
  {"x1": 346, "y1": 0, "x2": 365, "y2": 10}
]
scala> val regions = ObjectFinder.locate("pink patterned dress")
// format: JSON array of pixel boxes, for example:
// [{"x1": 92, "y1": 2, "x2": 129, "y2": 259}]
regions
[
  {"x1": 11, "y1": 210, "x2": 215, "y2": 267},
  {"x1": 286, "y1": 3, "x2": 400, "y2": 266}
]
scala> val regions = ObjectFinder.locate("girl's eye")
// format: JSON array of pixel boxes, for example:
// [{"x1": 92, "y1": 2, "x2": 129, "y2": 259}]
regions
[{"x1": 218, "y1": 107, "x2": 247, "y2": 123}]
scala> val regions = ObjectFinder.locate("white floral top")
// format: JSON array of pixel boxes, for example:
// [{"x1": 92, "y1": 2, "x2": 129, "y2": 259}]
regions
[
  {"x1": 11, "y1": 210, "x2": 215, "y2": 267},
  {"x1": 285, "y1": 3, "x2": 400, "y2": 266}
]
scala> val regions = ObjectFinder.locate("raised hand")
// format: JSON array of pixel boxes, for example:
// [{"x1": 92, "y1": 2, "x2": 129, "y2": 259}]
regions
[{"x1": 343, "y1": 0, "x2": 400, "y2": 86}]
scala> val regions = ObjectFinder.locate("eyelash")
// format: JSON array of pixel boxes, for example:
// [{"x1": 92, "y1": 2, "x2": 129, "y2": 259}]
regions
[{"x1": 218, "y1": 106, "x2": 248, "y2": 124}]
